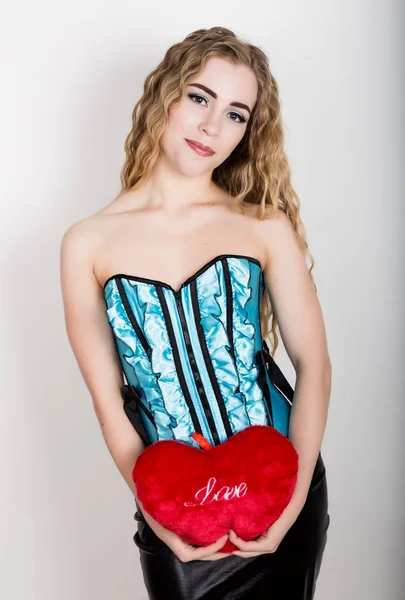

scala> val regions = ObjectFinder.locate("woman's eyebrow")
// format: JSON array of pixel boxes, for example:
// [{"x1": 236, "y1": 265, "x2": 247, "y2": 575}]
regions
[{"x1": 188, "y1": 82, "x2": 251, "y2": 115}]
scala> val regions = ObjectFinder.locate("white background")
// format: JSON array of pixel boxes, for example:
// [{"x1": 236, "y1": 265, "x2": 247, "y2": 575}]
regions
[{"x1": 1, "y1": 1, "x2": 403, "y2": 598}]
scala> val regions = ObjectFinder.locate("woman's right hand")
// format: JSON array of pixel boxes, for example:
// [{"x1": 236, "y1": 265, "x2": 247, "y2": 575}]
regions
[
  {"x1": 136, "y1": 494, "x2": 231, "y2": 562},
  {"x1": 158, "y1": 525, "x2": 231, "y2": 562}
]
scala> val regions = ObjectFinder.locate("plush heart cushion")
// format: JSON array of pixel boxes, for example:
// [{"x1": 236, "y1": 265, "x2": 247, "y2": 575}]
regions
[{"x1": 133, "y1": 424, "x2": 299, "y2": 554}]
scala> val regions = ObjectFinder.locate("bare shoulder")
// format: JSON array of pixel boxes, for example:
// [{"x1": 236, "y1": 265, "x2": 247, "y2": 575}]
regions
[
  {"x1": 60, "y1": 209, "x2": 117, "y2": 293},
  {"x1": 61, "y1": 189, "x2": 136, "y2": 242},
  {"x1": 60, "y1": 213, "x2": 104, "y2": 263},
  {"x1": 60, "y1": 190, "x2": 133, "y2": 258},
  {"x1": 254, "y1": 205, "x2": 296, "y2": 236},
  {"x1": 60, "y1": 190, "x2": 145, "y2": 290},
  {"x1": 242, "y1": 203, "x2": 299, "y2": 266}
]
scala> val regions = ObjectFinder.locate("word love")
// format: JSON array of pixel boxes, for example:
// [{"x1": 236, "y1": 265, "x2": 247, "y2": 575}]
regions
[{"x1": 184, "y1": 476, "x2": 248, "y2": 507}]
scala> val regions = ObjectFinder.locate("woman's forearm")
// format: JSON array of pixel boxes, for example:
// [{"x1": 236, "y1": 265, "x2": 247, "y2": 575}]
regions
[
  {"x1": 94, "y1": 396, "x2": 145, "y2": 498},
  {"x1": 287, "y1": 359, "x2": 332, "y2": 508}
]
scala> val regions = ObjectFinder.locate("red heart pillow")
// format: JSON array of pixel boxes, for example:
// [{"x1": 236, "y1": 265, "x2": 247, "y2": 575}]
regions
[{"x1": 133, "y1": 424, "x2": 298, "y2": 554}]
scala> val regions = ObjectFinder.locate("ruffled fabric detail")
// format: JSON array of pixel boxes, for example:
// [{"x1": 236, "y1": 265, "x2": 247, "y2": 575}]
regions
[
  {"x1": 104, "y1": 279, "x2": 198, "y2": 446},
  {"x1": 226, "y1": 259, "x2": 269, "y2": 426},
  {"x1": 103, "y1": 256, "x2": 270, "y2": 449},
  {"x1": 196, "y1": 262, "x2": 248, "y2": 435},
  {"x1": 197, "y1": 259, "x2": 269, "y2": 436}
]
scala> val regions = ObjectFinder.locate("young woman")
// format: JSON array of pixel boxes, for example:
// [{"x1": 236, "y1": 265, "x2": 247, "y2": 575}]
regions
[{"x1": 60, "y1": 26, "x2": 331, "y2": 600}]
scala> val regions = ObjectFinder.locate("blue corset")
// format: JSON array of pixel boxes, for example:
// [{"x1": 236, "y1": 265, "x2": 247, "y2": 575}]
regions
[{"x1": 103, "y1": 254, "x2": 292, "y2": 449}]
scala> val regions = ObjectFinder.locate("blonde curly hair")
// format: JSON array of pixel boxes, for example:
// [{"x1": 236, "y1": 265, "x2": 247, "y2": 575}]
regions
[{"x1": 114, "y1": 26, "x2": 317, "y2": 357}]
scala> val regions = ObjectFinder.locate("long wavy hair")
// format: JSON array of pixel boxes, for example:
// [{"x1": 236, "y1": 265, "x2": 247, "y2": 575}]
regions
[{"x1": 114, "y1": 26, "x2": 317, "y2": 358}]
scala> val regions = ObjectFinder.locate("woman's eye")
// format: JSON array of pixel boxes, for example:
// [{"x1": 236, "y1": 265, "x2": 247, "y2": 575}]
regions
[
  {"x1": 229, "y1": 112, "x2": 246, "y2": 124},
  {"x1": 188, "y1": 93, "x2": 247, "y2": 124},
  {"x1": 188, "y1": 93, "x2": 207, "y2": 106}
]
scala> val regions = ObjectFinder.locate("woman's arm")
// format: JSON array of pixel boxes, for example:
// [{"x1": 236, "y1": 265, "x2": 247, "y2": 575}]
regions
[
  {"x1": 257, "y1": 209, "x2": 332, "y2": 508},
  {"x1": 60, "y1": 219, "x2": 144, "y2": 499},
  {"x1": 60, "y1": 222, "x2": 235, "y2": 561}
]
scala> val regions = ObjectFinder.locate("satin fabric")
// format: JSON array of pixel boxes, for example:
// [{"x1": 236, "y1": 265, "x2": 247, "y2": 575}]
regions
[
  {"x1": 104, "y1": 256, "x2": 280, "y2": 447},
  {"x1": 133, "y1": 452, "x2": 330, "y2": 600}
]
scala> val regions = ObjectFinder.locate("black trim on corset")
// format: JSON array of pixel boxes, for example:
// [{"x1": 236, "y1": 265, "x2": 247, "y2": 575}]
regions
[
  {"x1": 190, "y1": 279, "x2": 233, "y2": 443},
  {"x1": 156, "y1": 287, "x2": 205, "y2": 439},
  {"x1": 115, "y1": 279, "x2": 152, "y2": 360},
  {"x1": 172, "y1": 287, "x2": 220, "y2": 446},
  {"x1": 222, "y1": 259, "x2": 237, "y2": 365},
  {"x1": 103, "y1": 253, "x2": 262, "y2": 292},
  {"x1": 222, "y1": 258, "x2": 243, "y2": 422}
]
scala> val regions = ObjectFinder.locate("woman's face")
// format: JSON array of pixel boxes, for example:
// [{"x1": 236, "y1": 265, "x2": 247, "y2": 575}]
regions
[{"x1": 160, "y1": 56, "x2": 258, "y2": 176}]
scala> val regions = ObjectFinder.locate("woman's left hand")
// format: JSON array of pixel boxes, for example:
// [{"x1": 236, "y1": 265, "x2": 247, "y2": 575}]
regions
[{"x1": 229, "y1": 500, "x2": 305, "y2": 558}]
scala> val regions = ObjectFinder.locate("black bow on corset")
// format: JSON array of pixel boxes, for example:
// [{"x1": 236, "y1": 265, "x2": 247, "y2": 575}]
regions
[
  {"x1": 256, "y1": 339, "x2": 295, "y2": 408},
  {"x1": 120, "y1": 384, "x2": 152, "y2": 447}
]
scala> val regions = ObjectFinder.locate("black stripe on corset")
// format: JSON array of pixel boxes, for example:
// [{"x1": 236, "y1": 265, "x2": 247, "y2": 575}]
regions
[
  {"x1": 116, "y1": 279, "x2": 152, "y2": 360},
  {"x1": 190, "y1": 277, "x2": 234, "y2": 441},
  {"x1": 155, "y1": 287, "x2": 206, "y2": 439},
  {"x1": 173, "y1": 287, "x2": 220, "y2": 446},
  {"x1": 222, "y1": 258, "x2": 237, "y2": 365}
]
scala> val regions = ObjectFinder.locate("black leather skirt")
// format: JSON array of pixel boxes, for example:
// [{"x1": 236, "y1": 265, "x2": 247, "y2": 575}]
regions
[{"x1": 132, "y1": 452, "x2": 330, "y2": 600}]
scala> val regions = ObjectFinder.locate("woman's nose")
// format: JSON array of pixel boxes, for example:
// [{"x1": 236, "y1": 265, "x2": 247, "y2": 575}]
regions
[{"x1": 199, "y1": 117, "x2": 220, "y2": 137}]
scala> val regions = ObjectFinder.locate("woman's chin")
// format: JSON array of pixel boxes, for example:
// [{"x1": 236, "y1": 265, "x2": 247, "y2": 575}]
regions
[{"x1": 176, "y1": 160, "x2": 215, "y2": 178}]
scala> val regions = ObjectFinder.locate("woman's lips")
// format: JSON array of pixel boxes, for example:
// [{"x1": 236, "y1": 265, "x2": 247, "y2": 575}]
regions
[{"x1": 185, "y1": 139, "x2": 215, "y2": 157}]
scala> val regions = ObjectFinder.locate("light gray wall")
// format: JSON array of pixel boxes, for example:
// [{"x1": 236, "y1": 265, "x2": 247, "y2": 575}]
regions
[{"x1": 1, "y1": 1, "x2": 403, "y2": 598}]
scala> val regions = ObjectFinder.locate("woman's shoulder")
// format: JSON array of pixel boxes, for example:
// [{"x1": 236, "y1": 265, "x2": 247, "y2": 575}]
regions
[
  {"x1": 239, "y1": 202, "x2": 296, "y2": 267},
  {"x1": 60, "y1": 214, "x2": 105, "y2": 283},
  {"x1": 61, "y1": 190, "x2": 141, "y2": 244},
  {"x1": 60, "y1": 196, "x2": 128, "y2": 273},
  {"x1": 61, "y1": 210, "x2": 108, "y2": 252},
  {"x1": 241, "y1": 201, "x2": 291, "y2": 234}
]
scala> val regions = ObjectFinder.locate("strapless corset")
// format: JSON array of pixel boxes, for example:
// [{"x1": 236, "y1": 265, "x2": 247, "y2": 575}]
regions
[{"x1": 103, "y1": 254, "x2": 292, "y2": 448}]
